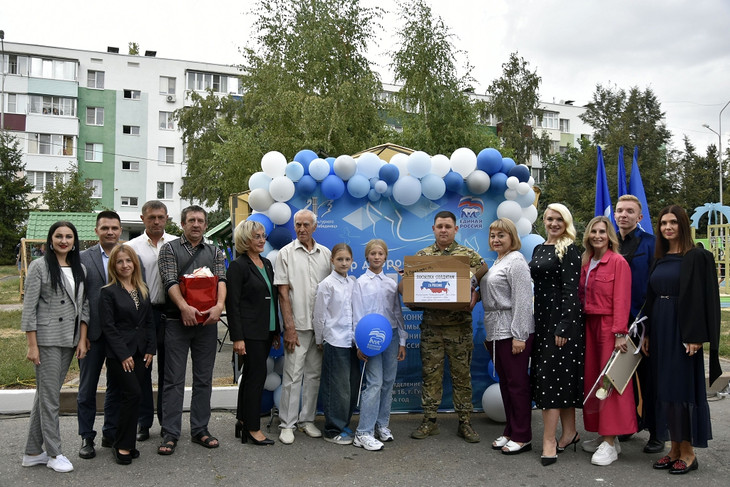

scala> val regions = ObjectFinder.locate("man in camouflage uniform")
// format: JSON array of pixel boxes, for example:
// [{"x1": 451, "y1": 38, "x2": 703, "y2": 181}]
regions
[{"x1": 411, "y1": 211, "x2": 486, "y2": 443}]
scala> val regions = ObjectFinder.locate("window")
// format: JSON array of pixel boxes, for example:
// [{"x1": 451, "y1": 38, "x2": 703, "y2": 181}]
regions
[
  {"x1": 7, "y1": 94, "x2": 17, "y2": 113},
  {"x1": 122, "y1": 125, "x2": 140, "y2": 135},
  {"x1": 160, "y1": 76, "x2": 176, "y2": 94},
  {"x1": 187, "y1": 71, "x2": 228, "y2": 93},
  {"x1": 87, "y1": 179, "x2": 103, "y2": 198},
  {"x1": 27, "y1": 134, "x2": 75, "y2": 156},
  {"x1": 159, "y1": 111, "x2": 174, "y2": 130},
  {"x1": 87, "y1": 70, "x2": 105, "y2": 89},
  {"x1": 123, "y1": 89, "x2": 141, "y2": 100},
  {"x1": 29, "y1": 95, "x2": 76, "y2": 116},
  {"x1": 531, "y1": 167, "x2": 545, "y2": 184},
  {"x1": 121, "y1": 160, "x2": 139, "y2": 171},
  {"x1": 85, "y1": 143, "x2": 103, "y2": 162},
  {"x1": 121, "y1": 196, "x2": 139, "y2": 207},
  {"x1": 27, "y1": 171, "x2": 67, "y2": 192},
  {"x1": 158, "y1": 147, "x2": 174, "y2": 164},
  {"x1": 86, "y1": 107, "x2": 104, "y2": 125},
  {"x1": 25, "y1": 56, "x2": 74, "y2": 80},
  {"x1": 157, "y1": 182, "x2": 173, "y2": 199},
  {"x1": 559, "y1": 118, "x2": 570, "y2": 133},
  {"x1": 537, "y1": 111, "x2": 559, "y2": 130}
]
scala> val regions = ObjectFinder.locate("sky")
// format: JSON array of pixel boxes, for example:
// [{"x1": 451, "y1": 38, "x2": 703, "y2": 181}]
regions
[{"x1": 2, "y1": 0, "x2": 730, "y2": 155}]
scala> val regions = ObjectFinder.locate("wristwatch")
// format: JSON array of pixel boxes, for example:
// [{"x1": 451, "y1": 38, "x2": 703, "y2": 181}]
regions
[{"x1": 614, "y1": 333, "x2": 626, "y2": 338}]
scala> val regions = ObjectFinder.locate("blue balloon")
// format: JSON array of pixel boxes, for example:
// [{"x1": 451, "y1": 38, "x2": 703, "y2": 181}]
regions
[
  {"x1": 326, "y1": 157, "x2": 336, "y2": 175},
  {"x1": 421, "y1": 173, "x2": 446, "y2": 200},
  {"x1": 487, "y1": 360, "x2": 499, "y2": 382},
  {"x1": 295, "y1": 175, "x2": 317, "y2": 197},
  {"x1": 487, "y1": 172, "x2": 508, "y2": 196},
  {"x1": 347, "y1": 174, "x2": 370, "y2": 198},
  {"x1": 444, "y1": 171, "x2": 464, "y2": 193},
  {"x1": 382, "y1": 186, "x2": 393, "y2": 198},
  {"x1": 520, "y1": 233, "x2": 545, "y2": 261},
  {"x1": 321, "y1": 174, "x2": 345, "y2": 200},
  {"x1": 355, "y1": 313, "x2": 393, "y2": 357},
  {"x1": 268, "y1": 226, "x2": 293, "y2": 250},
  {"x1": 284, "y1": 162, "x2": 304, "y2": 182},
  {"x1": 379, "y1": 163, "x2": 399, "y2": 185},
  {"x1": 293, "y1": 149, "x2": 318, "y2": 174},
  {"x1": 477, "y1": 148, "x2": 503, "y2": 175},
  {"x1": 247, "y1": 213, "x2": 273, "y2": 236},
  {"x1": 508, "y1": 164, "x2": 531, "y2": 183},
  {"x1": 501, "y1": 157, "x2": 516, "y2": 174},
  {"x1": 367, "y1": 188, "x2": 381, "y2": 202}
]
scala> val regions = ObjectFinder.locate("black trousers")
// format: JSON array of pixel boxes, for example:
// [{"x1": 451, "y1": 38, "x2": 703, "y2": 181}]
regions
[
  {"x1": 236, "y1": 333, "x2": 274, "y2": 431},
  {"x1": 106, "y1": 351, "x2": 146, "y2": 450}
]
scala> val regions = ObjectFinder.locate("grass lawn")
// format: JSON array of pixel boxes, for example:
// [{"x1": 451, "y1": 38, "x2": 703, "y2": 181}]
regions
[{"x1": 0, "y1": 265, "x2": 22, "y2": 305}]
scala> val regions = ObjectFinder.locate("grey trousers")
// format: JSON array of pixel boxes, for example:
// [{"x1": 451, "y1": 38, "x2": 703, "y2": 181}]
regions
[
  {"x1": 25, "y1": 345, "x2": 75, "y2": 457},
  {"x1": 161, "y1": 319, "x2": 217, "y2": 439}
]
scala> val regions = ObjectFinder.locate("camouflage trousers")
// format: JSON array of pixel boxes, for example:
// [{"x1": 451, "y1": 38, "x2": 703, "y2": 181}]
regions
[{"x1": 420, "y1": 322, "x2": 473, "y2": 421}]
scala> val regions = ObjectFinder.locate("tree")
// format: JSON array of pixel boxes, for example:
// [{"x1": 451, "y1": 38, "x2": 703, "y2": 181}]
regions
[
  {"x1": 43, "y1": 162, "x2": 95, "y2": 212},
  {"x1": 388, "y1": 0, "x2": 499, "y2": 154},
  {"x1": 177, "y1": 0, "x2": 386, "y2": 209},
  {"x1": 128, "y1": 42, "x2": 139, "y2": 55},
  {"x1": 0, "y1": 132, "x2": 34, "y2": 263},
  {"x1": 485, "y1": 52, "x2": 551, "y2": 165}
]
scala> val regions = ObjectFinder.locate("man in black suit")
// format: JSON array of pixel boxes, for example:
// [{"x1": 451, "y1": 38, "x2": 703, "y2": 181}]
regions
[{"x1": 77, "y1": 211, "x2": 123, "y2": 459}]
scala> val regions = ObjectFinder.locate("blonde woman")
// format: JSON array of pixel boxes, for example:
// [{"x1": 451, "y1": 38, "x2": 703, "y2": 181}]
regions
[{"x1": 529, "y1": 203, "x2": 583, "y2": 466}]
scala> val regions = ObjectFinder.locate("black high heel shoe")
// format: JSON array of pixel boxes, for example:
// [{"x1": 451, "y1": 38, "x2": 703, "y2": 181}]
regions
[
  {"x1": 557, "y1": 432, "x2": 580, "y2": 453},
  {"x1": 235, "y1": 420, "x2": 244, "y2": 439},
  {"x1": 541, "y1": 440, "x2": 558, "y2": 466},
  {"x1": 245, "y1": 431, "x2": 274, "y2": 446}
]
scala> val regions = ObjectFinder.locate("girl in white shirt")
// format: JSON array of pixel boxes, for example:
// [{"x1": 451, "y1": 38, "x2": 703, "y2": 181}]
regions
[{"x1": 352, "y1": 239, "x2": 407, "y2": 451}]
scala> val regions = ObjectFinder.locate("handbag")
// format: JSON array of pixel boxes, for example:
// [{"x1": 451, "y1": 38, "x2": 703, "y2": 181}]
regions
[{"x1": 179, "y1": 274, "x2": 219, "y2": 323}]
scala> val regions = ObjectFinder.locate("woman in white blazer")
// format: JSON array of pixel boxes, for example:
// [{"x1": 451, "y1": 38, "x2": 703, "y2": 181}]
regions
[{"x1": 21, "y1": 221, "x2": 90, "y2": 473}]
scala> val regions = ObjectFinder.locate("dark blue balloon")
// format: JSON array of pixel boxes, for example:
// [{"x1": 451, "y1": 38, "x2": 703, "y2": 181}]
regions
[
  {"x1": 477, "y1": 148, "x2": 503, "y2": 175},
  {"x1": 267, "y1": 226, "x2": 293, "y2": 250},
  {"x1": 508, "y1": 164, "x2": 531, "y2": 183},
  {"x1": 487, "y1": 172, "x2": 508, "y2": 196},
  {"x1": 355, "y1": 313, "x2": 393, "y2": 357},
  {"x1": 378, "y1": 163, "x2": 399, "y2": 185},
  {"x1": 246, "y1": 213, "x2": 274, "y2": 236},
  {"x1": 295, "y1": 175, "x2": 317, "y2": 197},
  {"x1": 293, "y1": 149, "x2": 318, "y2": 175},
  {"x1": 501, "y1": 157, "x2": 516, "y2": 174},
  {"x1": 444, "y1": 171, "x2": 464, "y2": 193},
  {"x1": 321, "y1": 174, "x2": 345, "y2": 200}
]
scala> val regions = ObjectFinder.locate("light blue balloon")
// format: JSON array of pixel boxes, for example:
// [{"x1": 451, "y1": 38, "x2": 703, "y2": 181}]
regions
[
  {"x1": 520, "y1": 233, "x2": 545, "y2": 260},
  {"x1": 248, "y1": 171, "x2": 271, "y2": 191},
  {"x1": 374, "y1": 180, "x2": 388, "y2": 194},
  {"x1": 284, "y1": 162, "x2": 304, "y2": 182},
  {"x1": 308, "y1": 158, "x2": 330, "y2": 181},
  {"x1": 515, "y1": 188, "x2": 536, "y2": 208},
  {"x1": 393, "y1": 176, "x2": 422, "y2": 206},
  {"x1": 382, "y1": 186, "x2": 393, "y2": 198},
  {"x1": 357, "y1": 153, "x2": 382, "y2": 179},
  {"x1": 407, "y1": 151, "x2": 432, "y2": 178},
  {"x1": 347, "y1": 174, "x2": 370, "y2": 198},
  {"x1": 367, "y1": 189, "x2": 381, "y2": 202},
  {"x1": 421, "y1": 173, "x2": 446, "y2": 200}
]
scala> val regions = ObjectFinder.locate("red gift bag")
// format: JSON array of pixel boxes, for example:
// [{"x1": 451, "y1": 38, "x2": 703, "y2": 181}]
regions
[{"x1": 179, "y1": 275, "x2": 219, "y2": 323}]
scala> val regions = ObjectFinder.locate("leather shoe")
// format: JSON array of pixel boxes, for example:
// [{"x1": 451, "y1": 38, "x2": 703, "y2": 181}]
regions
[
  {"x1": 669, "y1": 457, "x2": 699, "y2": 475},
  {"x1": 643, "y1": 438, "x2": 665, "y2": 453},
  {"x1": 136, "y1": 426, "x2": 150, "y2": 442},
  {"x1": 78, "y1": 438, "x2": 96, "y2": 459},
  {"x1": 101, "y1": 436, "x2": 114, "y2": 448}
]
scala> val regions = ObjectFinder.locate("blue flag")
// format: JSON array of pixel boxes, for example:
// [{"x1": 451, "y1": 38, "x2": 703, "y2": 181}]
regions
[
  {"x1": 629, "y1": 146, "x2": 653, "y2": 235},
  {"x1": 617, "y1": 146, "x2": 627, "y2": 197},
  {"x1": 595, "y1": 146, "x2": 614, "y2": 222}
]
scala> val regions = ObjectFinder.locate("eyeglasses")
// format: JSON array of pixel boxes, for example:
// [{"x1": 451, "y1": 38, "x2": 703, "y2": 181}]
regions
[{"x1": 252, "y1": 234, "x2": 267, "y2": 241}]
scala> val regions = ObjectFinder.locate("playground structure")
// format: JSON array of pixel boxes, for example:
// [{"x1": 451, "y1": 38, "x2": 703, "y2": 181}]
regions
[{"x1": 690, "y1": 203, "x2": 730, "y2": 294}]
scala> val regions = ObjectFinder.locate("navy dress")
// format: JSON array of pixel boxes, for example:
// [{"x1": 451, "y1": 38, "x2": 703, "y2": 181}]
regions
[
  {"x1": 529, "y1": 243, "x2": 584, "y2": 409},
  {"x1": 648, "y1": 255, "x2": 712, "y2": 447}
]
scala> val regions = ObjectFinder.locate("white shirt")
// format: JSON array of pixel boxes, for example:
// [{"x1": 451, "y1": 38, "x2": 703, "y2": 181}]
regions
[
  {"x1": 128, "y1": 231, "x2": 178, "y2": 305},
  {"x1": 352, "y1": 269, "x2": 407, "y2": 346},
  {"x1": 312, "y1": 271, "x2": 356, "y2": 347}
]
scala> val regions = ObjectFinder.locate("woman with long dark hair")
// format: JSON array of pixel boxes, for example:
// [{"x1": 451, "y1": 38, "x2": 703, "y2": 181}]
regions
[
  {"x1": 21, "y1": 222, "x2": 89, "y2": 473},
  {"x1": 644, "y1": 205, "x2": 721, "y2": 475},
  {"x1": 100, "y1": 244, "x2": 156, "y2": 465}
]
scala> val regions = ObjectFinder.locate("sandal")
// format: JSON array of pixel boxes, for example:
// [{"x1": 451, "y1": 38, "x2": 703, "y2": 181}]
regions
[
  {"x1": 502, "y1": 440, "x2": 532, "y2": 455},
  {"x1": 492, "y1": 436, "x2": 509, "y2": 450},
  {"x1": 157, "y1": 438, "x2": 177, "y2": 455},
  {"x1": 192, "y1": 431, "x2": 219, "y2": 449}
]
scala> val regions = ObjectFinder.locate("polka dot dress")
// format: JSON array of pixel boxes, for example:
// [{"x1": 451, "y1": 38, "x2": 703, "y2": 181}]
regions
[{"x1": 529, "y1": 243, "x2": 584, "y2": 409}]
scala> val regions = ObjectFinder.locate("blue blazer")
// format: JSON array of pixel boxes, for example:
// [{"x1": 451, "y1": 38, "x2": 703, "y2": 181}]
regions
[
  {"x1": 80, "y1": 244, "x2": 108, "y2": 341},
  {"x1": 622, "y1": 227, "x2": 655, "y2": 319},
  {"x1": 99, "y1": 284, "x2": 156, "y2": 361},
  {"x1": 225, "y1": 254, "x2": 279, "y2": 342}
]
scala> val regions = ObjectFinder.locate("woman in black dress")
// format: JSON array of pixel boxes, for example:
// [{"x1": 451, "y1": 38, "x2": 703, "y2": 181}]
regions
[
  {"x1": 529, "y1": 203, "x2": 583, "y2": 466},
  {"x1": 644, "y1": 205, "x2": 720, "y2": 475},
  {"x1": 225, "y1": 220, "x2": 280, "y2": 445}
]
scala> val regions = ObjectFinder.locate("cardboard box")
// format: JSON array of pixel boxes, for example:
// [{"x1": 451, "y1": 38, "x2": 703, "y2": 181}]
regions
[{"x1": 402, "y1": 255, "x2": 484, "y2": 310}]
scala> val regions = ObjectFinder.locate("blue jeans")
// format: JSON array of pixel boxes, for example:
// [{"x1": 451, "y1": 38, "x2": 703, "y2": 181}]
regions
[
  {"x1": 321, "y1": 343, "x2": 359, "y2": 438},
  {"x1": 356, "y1": 331, "x2": 399, "y2": 436}
]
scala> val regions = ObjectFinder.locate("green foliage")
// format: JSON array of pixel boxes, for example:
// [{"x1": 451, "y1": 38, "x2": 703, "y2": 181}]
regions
[
  {"x1": 164, "y1": 219, "x2": 183, "y2": 237},
  {"x1": 668, "y1": 137, "x2": 719, "y2": 232},
  {"x1": 0, "y1": 132, "x2": 34, "y2": 264},
  {"x1": 387, "y1": 0, "x2": 498, "y2": 154},
  {"x1": 486, "y1": 52, "x2": 550, "y2": 165},
  {"x1": 42, "y1": 162, "x2": 95, "y2": 212},
  {"x1": 128, "y1": 42, "x2": 139, "y2": 55}
]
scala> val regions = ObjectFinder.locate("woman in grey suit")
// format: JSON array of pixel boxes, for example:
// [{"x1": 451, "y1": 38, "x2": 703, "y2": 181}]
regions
[{"x1": 21, "y1": 221, "x2": 89, "y2": 473}]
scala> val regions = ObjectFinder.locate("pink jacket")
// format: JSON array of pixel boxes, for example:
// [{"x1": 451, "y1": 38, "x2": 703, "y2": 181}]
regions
[{"x1": 579, "y1": 249, "x2": 632, "y2": 334}]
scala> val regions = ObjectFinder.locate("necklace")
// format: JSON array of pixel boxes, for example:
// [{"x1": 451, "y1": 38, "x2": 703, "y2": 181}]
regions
[{"x1": 494, "y1": 251, "x2": 510, "y2": 266}]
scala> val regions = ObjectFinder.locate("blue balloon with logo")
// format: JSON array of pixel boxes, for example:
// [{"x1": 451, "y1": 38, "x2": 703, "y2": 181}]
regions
[{"x1": 355, "y1": 313, "x2": 393, "y2": 357}]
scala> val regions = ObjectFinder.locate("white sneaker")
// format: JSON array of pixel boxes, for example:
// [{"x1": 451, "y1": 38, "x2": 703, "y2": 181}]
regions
[
  {"x1": 323, "y1": 433, "x2": 354, "y2": 445},
  {"x1": 353, "y1": 433, "x2": 384, "y2": 451},
  {"x1": 46, "y1": 454, "x2": 74, "y2": 473},
  {"x1": 375, "y1": 426, "x2": 394, "y2": 442},
  {"x1": 582, "y1": 437, "x2": 621, "y2": 454},
  {"x1": 297, "y1": 422, "x2": 322, "y2": 438},
  {"x1": 279, "y1": 428, "x2": 295, "y2": 445},
  {"x1": 591, "y1": 441, "x2": 619, "y2": 466},
  {"x1": 22, "y1": 452, "x2": 49, "y2": 467}
]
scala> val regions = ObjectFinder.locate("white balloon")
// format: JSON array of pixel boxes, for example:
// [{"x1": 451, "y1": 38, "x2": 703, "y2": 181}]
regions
[
  {"x1": 506, "y1": 176, "x2": 520, "y2": 190},
  {"x1": 516, "y1": 217, "x2": 532, "y2": 237},
  {"x1": 374, "y1": 180, "x2": 388, "y2": 194},
  {"x1": 268, "y1": 202, "x2": 292, "y2": 225},
  {"x1": 504, "y1": 188, "x2": 518, "y2": 201},
  {"x1": 497, "y1": 200, "x2": 523, "y2": 223},
  {"x1": 266, "y1": 357, "x2": 275, "y2": 374},
  {"x1": 264, "y1": 372, "x2": 281, "y2": 391},
  {"x1": 421, "y1": 174, "x2": 446, "y2": 200},
  {"x1": 430, "y1": 154, "x2": 451, "y2": 177},
  {"x1": 265, "y1": 249, "x2": 279, "y2": 264},
  {"x1": 517, "y1": 182, "x2": 531, "y2": 195},
  {"x1": 392, "y1": 176, "x2": 422, "y2": 206},
  {"x1": 466, "y1": 170, "x2": 491, "y2": 194},
  {"x1": 522, "y1": 204, "x2": 538, "y2": 223},
  {"x1": 390, "y1": 153, "x2": 409, "y2": 178},
  {"x1": 450, "y1": 147, "x2": 477, "y2": 178},
  {"x1": 248, "y1": 171, "x2": 271, "y2": 191},
  {"x1": 273, "y1": 356, "x2": 284, "y2": 376},
  {"x1": 308, "y1": 158, "x2": 330, "y2": 181},
  {"x1": 248, "y1": 188, "x2": 275, "y2": 211},
  {"x1": 528, "y1": 176, "x2": 535, "y2": 186},
  {"x1": 269, "y1": 176, "x2": 295, "y2": 202},
  {"x1": 482, "y1": 383, "x2": 506, "y2": 423},
  {"x1": 261, "y1": 151, "x2": 287, "y2": 178},
  {"x1": 407, "y1": 151, "x2": 432, "y2": 178},
  {"x1": 333, "y1": 155, "x2": 357, "y2": 180}
]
